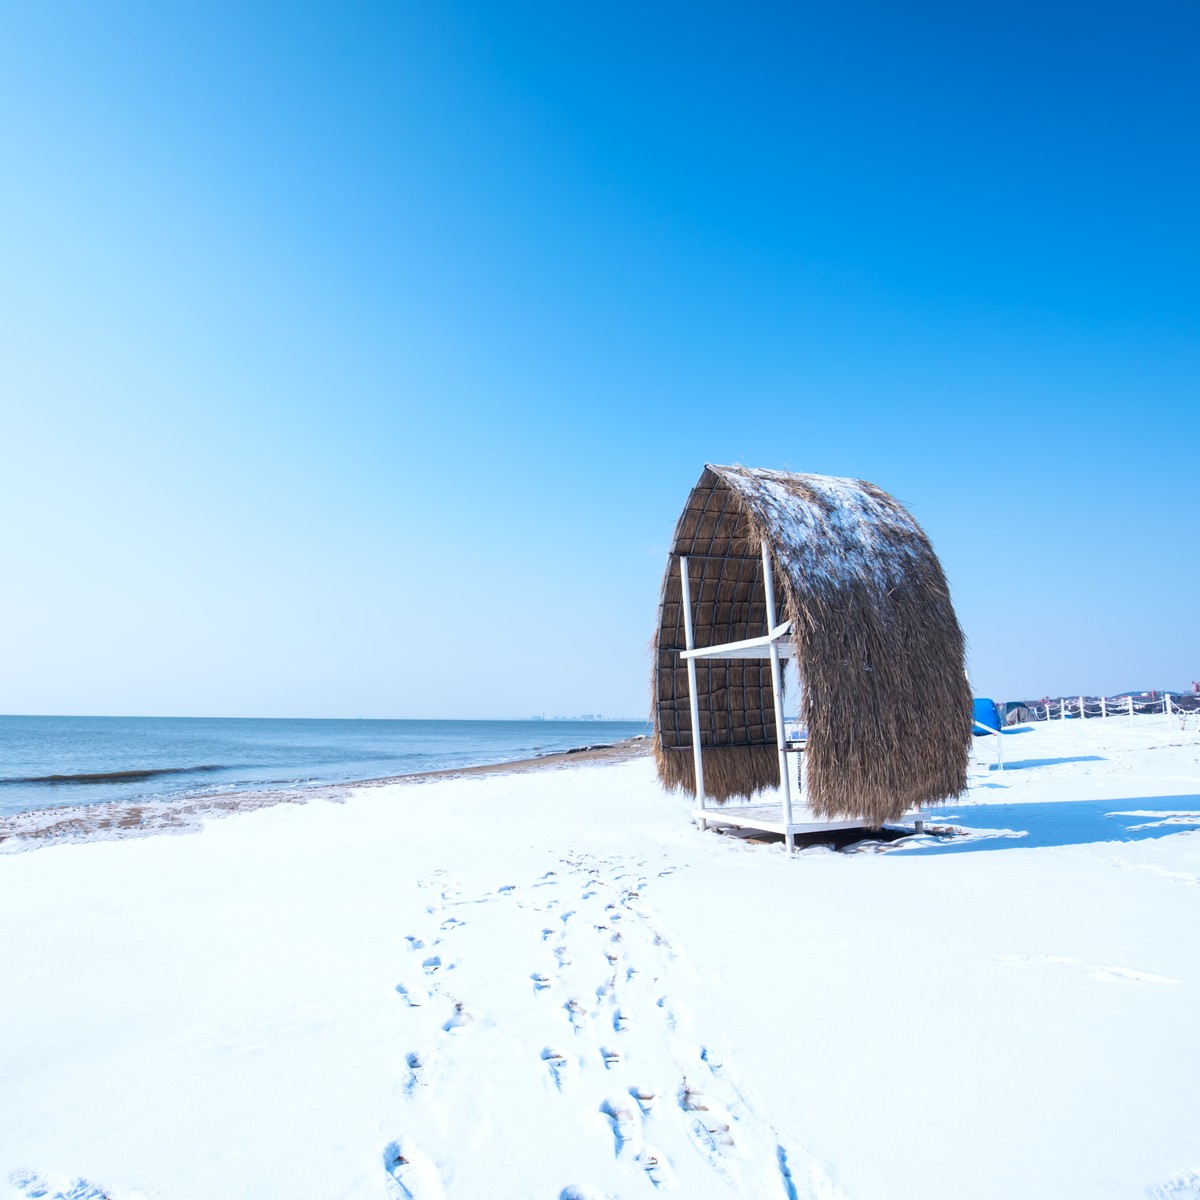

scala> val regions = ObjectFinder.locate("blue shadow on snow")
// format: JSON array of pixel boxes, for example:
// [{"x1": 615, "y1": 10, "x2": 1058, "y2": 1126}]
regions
[
  {"x1": 898, "y1": 795, "x2": 1200, "y2": 855},
  {"x1": 984, "y1": 755, "x2": 1105, "y2": 771}
]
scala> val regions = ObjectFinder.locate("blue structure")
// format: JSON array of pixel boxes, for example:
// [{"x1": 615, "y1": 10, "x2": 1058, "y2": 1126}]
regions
[{"x1": 973, "y1": 697, "x2": 1001, "y2": 734}]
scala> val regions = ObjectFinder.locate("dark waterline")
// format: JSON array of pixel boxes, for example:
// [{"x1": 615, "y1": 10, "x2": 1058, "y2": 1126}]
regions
[{"x1": 0, "y1": 715, "x2": 652, "y2": 818}]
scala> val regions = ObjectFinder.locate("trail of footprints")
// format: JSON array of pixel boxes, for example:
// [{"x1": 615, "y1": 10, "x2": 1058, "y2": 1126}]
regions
[{"x1": 385, "y1": 861, "x2": 823, "y2": 1198}]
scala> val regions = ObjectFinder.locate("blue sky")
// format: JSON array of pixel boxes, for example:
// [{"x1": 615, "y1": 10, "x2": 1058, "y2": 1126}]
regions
[{"x1": 2, "y1": 1, "x2": 1196, "y2": 718}]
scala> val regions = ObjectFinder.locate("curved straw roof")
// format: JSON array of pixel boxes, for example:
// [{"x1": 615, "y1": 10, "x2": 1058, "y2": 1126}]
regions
[{"x1": 652, "y1": 465, "x2": 973, "y2": 825}]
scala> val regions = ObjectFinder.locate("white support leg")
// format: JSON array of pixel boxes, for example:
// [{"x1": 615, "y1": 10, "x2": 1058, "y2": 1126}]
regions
[
  {"x1": 761, "y1": 543, "x2": 794, "y2": 852},
  {"x1": 679, "y1": 557, "x2": 707, "y2": 820}
]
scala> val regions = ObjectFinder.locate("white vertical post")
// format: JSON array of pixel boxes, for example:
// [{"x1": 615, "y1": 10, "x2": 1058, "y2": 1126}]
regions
[
  {"x1": 760, "y1": 542, "x2": 794, "y2": 852},
  {"x1": 1079, "y1": 695, "x2": 1085, "y2": 721},
  {"x1": 1165, "y1": 693, "x2": 1173, "y2": 731},
  {"x1": 1062, "y1": 697, "x2": 1067, "y2": 721},
  {"x1": 995, "y1": 728, "x2": 1004, "y2": 770},
  {"x1": 1129, "y1": 695, "x2": 1134, "y2": 726},
  {"x1": 679, "y1": 557, "x2": 706, "y2": 814},
  {"x1": 1101, "y1": 695, "x2": 1107, "y2": 720}
]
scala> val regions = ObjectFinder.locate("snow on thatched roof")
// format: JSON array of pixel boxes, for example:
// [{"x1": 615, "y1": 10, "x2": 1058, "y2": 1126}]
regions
[{"x1": 652, "y1": 464, "x2": 973, "y2": 825}]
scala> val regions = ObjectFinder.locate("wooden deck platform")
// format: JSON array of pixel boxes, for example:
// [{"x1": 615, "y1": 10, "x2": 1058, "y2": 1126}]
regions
[{"x1": 691, "y1": 804, "x2": 921, "y2": 838}]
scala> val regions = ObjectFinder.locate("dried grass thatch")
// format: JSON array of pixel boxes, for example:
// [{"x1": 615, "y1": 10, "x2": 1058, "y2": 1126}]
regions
[{"x1": 652, "y1": 465, "x2": 973, "y2": 825}]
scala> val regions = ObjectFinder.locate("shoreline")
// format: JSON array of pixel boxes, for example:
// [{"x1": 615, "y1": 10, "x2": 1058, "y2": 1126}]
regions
[{"x1": 0, "y1": 737, "x2": 652, "y2": 852}]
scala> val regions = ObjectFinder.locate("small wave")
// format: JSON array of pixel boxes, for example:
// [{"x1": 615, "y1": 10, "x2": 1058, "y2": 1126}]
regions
[{"x1": 0, "y1": 764, "x2": 227, "y2": 786}]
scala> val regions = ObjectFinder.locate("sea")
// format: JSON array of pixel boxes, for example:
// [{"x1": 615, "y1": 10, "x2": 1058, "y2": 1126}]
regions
[{"x1": 0, "y1": 716, "x2": 653, "y2": 819}]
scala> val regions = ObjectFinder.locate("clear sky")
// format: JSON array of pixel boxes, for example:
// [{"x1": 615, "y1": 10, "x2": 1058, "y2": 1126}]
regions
[{"x1": 2, "y1": 1, "x2": 1196, "y2": 719}]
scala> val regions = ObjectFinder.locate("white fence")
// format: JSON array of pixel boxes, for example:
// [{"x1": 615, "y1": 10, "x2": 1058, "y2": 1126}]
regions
[{"x1": 1028, "y1": 695, "x2": 1200, "y2": 732}]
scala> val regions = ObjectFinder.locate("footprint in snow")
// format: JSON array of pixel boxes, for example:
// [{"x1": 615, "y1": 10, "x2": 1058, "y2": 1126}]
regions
[
  {"x1": 559, "y1": 1187, "x2": 604, "y2": 1200},
  {"x1": 395, "y1": 983, "x2": 427, "y2": 1008},
  {"x1": 681, "y1": 1080, "x2": 736, "y2": 1150},
  {"x1": 405, "y1": 1051, "x2": 429, "y2": 1091},
  {"x1": 999, "y1": 954, "x2": 1180, "y2": 984},
  {"x1": 656, "y1": 998, "x2": 677, "y2": 1030},
  {"x1": 542, "y1": 1045, "x2": 572, "y2": 1090},
  {"x1": 405, "y1": 936, "x2": 427, "y2": 952},
  {"x1": 638, "y1": 1148, "x2": 672, "y2": 1188},
  {"x1": 441, "y1": 1001, "x2": 473, "y2": 1032},
  {"x1": 531, "y1": 972, "x2": 552, "y2": 991},
  {"x1": 1093, "y1": 965, "x2": 1180, "y2": 984},
  {"x1": 383, "y1": 1139, "x2": 444, "y2": 1200},
  {"x1": 10, "y1": 1171, "x2": 113, "y2": 1200},
  {"x1": 421, "y1": 955, "x2": 444, "y2": 975},
  {"x1": 601, "y1": 1098, "x2": 642, "y2": 1155},
  {"x1": 439, "y1": 917, "x2": 465, "y2": 931},
  {"x1": 1147, "y1": 1169, "x2": 1200, "y2": 1199}
]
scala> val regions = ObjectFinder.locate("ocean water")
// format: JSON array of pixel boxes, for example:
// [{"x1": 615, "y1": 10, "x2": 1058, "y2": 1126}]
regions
[{"x1": 0, "y1": 716, "x2": 652, "y2": 818}]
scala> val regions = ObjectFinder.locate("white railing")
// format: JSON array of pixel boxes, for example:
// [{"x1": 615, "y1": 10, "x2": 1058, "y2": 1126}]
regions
[{"x1": 1027, "y1": 694, "x2": 1199, "y2": 732}]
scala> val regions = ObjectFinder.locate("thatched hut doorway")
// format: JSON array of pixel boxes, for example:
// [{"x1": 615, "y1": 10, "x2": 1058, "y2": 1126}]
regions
[{"x1": 652, "y1": 465, "x2": 973, "y2": 851}]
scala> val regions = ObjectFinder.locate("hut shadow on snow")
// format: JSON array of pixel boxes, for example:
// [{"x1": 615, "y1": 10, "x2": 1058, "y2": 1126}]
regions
[
  {"x1": 891, "y1": 796, "x2": 1200, "y2": 855},
  {"x1": 725, "y1": 797, "x2": 1200, "y2": 855},
  {"x1": 981, "y1": 755, "x2": 1105, "y2": 771}
]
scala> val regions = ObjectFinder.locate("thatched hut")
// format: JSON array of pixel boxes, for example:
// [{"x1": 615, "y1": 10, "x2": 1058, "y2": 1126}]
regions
[{"x1": 653, "y1": 465, "x2": 972, "y2": 844}]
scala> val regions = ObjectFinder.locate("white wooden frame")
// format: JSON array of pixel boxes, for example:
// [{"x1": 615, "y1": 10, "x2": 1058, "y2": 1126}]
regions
[
  {"x1": 678, "y1": 544, "x2": 923, "y2": 851},
  {"x1": 679, "y1": 543, "x2": 800, "y2": 851},
  {"x1": 973, "y1": 720, "x2": 1005, "y2": 770}
]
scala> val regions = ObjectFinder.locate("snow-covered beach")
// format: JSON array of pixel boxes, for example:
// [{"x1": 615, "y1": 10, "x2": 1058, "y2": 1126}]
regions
[{"x1": 2, "y1": 717, "x2": 1199, "y2": 1200}]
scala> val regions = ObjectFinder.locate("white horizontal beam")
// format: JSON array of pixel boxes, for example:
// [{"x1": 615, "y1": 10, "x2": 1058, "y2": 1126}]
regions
[{"x1": 679, "y1": 622, "x2": 794, "y2": 662}]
